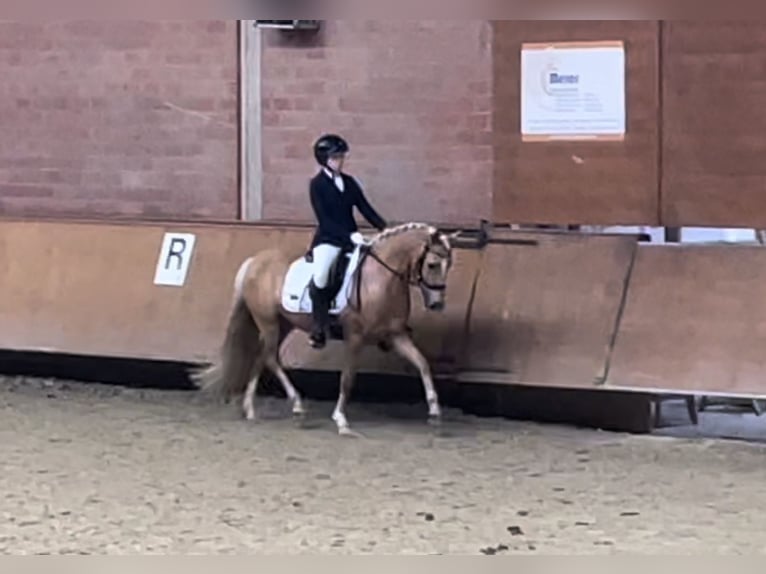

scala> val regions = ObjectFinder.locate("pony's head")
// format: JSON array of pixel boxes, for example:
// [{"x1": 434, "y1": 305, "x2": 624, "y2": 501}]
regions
[
  {"x1": 372, "y1": 223, "x2": 456, "y2": 312},
  {"x1": 415, "y1": 228, "x2": 455, "y2": 312}
]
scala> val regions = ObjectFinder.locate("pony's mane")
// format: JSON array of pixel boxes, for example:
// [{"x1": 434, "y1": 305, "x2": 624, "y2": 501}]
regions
[{"x1": 370, "y1": 222, "x2": 437, "y2": 246}]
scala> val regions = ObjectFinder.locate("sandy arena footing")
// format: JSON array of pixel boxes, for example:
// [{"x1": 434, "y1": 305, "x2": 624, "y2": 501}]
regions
[{"x1": 1, "y1": 377, "x2": 765, "y2": 555}]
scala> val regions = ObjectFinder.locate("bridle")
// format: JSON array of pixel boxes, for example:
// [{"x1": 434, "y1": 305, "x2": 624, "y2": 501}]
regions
[
  {"x1": 364, "y1": 241, "x2": 450, "y2": 292},
  {"x1": 349, "y1": 237, "x2": 450, "y2": 313}
]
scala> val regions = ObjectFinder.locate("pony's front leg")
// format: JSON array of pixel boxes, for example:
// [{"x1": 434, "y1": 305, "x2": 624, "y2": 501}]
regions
[
  {"x1": 391, "y1": 334, "x2": 442, "y2": 424},
  {"x1": 333, "y1": 336, "x2": 363, "y2": 437}
]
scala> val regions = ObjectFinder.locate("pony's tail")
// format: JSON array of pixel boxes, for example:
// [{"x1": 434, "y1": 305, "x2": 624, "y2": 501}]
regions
[{"x1": 190, "y1": 295, "x2": 262, "y2": 401}]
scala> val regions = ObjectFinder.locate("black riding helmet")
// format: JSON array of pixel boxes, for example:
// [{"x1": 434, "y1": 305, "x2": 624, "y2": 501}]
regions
[{"x1": 314, "y1": 134, "x2": 349, "y2": 167}]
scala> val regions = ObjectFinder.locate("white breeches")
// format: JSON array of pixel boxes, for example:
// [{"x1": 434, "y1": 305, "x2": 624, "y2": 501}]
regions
[{"x1": 312, "y1": 244, "x2": 342, "y2": 289}]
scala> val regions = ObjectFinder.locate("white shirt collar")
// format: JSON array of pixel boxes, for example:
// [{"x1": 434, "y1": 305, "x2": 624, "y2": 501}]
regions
[{"x1": 323, "y1": 168, "x2": 345, "y2": 192}]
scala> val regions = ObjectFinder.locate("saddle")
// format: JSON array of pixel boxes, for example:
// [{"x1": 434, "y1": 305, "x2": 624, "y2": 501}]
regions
[
  {"x1": 282, "y1": 234, "x2": 370, "y2": 319},
  {"x1": 304, "y1": 244, "x2": 356, "y2": 302}
]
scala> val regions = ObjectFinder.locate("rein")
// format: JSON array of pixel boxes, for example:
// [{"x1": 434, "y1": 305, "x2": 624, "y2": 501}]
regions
[
  {"x1": 367, "y1": 248, "x2": 413, "y2": 285},
  {"x1": 351, "y1": 241, "x2": 447, "y2": 312}
]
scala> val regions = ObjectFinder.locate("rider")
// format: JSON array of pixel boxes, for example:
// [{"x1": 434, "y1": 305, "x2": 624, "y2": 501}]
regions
[{"x1": 308, "y1": 133, "x2": 388, "y2": 349}]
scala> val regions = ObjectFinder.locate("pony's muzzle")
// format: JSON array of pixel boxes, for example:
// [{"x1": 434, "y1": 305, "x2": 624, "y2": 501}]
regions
[
  {"x1": 428, "y1": 300, "x2": 445, "y2": 312},
  {"x1": 422, "y1": 287, "x2": 446, "y2": 312}
]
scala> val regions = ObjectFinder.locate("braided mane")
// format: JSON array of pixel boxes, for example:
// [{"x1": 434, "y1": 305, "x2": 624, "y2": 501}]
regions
[{"x1": 369, "y1": 222, "x2": 438, "y2": 246}]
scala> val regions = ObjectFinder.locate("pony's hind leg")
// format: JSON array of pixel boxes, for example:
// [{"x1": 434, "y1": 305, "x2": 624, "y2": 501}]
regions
[
  {"x1": 265, "y1": 318, "x2": 306, "y2": 418},
  {"x1": 243, "y1": 353, "x2": 266, "y2": 422},
  {"x1": 265, "y1": 356, "x2": 306, "y2": 418}
]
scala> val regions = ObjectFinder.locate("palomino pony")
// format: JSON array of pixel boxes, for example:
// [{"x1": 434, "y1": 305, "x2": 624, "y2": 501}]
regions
[{"x1": 191, "y1": 222, "x2": 456, "y2": 437}]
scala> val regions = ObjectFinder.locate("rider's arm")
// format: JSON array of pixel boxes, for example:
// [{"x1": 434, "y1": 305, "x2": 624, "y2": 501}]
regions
[{"x1": 352, "y1": 179, "x2": 387, "y2": 231}]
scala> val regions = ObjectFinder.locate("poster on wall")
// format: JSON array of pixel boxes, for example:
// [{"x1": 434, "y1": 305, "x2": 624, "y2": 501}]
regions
[{"x1": 521, "y1": 41, "x2": 626, "y2": 142}]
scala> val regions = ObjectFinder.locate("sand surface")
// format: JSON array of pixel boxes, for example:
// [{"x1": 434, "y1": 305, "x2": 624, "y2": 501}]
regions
[{"x1": 1, "y1": 376, "x2": 765, "y2": 555}]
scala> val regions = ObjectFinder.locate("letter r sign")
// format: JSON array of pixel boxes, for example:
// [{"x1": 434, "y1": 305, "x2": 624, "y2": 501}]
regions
[{"x1": 154, "y1": 232, "x2": 197, "y2": 287}]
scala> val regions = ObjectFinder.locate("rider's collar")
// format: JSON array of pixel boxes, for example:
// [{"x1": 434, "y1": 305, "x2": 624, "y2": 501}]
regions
[{"x1": 323, "y1": 168, "x2": 345, "y2": 192}]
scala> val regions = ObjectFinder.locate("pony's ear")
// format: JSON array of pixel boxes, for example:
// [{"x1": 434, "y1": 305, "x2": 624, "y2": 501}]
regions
[
  {"x1": 430, "y1": 229, "x2": 456, "y2": 252},
  {"x1": 429, "y1": 229, "x2": 445, "y2": 244}
]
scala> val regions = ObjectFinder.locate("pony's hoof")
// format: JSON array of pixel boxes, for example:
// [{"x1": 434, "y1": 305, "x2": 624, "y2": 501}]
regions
[
  {"x1": 292, "y1": 410, "x2": 307, "y2": 426},
  {"x1": 338, "y1": 427, "x2": 365, "y2": 439},
  {"x1": 428, "y1": 415, "x2": 443, "y2": 428}
]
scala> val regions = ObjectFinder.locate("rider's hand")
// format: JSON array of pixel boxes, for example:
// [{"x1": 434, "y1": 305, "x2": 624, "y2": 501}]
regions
[{"x1": 350, "y1": 232, "x2": 365, "y2": 246}]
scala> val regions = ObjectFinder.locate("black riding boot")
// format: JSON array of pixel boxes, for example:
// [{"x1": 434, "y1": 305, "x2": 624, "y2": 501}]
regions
[{"x1": 309, "y1": 281, "x2": 330, "y2": 349}]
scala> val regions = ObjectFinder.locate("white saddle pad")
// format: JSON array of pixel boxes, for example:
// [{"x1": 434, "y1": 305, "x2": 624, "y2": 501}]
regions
[{"x1": 281, "y1": 246, "x2": 364, "y2": 315}]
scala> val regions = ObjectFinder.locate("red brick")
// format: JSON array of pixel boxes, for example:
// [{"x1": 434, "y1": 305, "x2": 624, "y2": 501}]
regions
[
  {"x1": 2, "y1": 20, "x2": 500, "y2": 225},
  {"x1": 271, "y1": 98, "x2": 292, "y2": 111},
  {"x1": 166, "y1": 53, "x2": 204, "y2": 66},
  {"x1": 206, "y1": 21, "x2": 227, "y2": 35},
  {"x1": 0, "y1": 20, "x2": 238, "y2": 220},
  {"x1": 465, "y1": 113, "x2": 492, "y2": 132},
  {"x1": 0, "y1": 184, "x2": 55, "y2": 198},
  {"x1": 291, "y1": 97, "x2": 315, "y2": 112},
  {"x1": 260, "y1": 20, "x2": 493, "y2": 225}
]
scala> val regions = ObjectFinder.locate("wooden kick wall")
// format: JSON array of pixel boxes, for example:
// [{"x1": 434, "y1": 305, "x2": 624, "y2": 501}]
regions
[{"x1": 2, "y1": 219, "x2": 765, "y2": 400}]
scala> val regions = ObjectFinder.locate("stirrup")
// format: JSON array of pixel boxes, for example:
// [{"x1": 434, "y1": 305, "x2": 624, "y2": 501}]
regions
[{"x1": 309, "y1": 330, "x2": 327, "y2": 349}]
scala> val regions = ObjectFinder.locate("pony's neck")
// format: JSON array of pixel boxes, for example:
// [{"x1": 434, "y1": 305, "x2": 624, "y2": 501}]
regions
[{"x1": 374, "y1": 230, "x2": 428, "y2": 278}]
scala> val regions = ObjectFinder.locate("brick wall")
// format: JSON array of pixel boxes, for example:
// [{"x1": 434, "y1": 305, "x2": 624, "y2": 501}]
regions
[
  {"x1": 260, "y1": 20, "x2": 494, "y2": 227},
  {"x1": 0, "y1": 20, "x2": 239, "y2": 220},
  {"x1": 1, "y1": 20, "x2": 494, "y2": 226}
]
